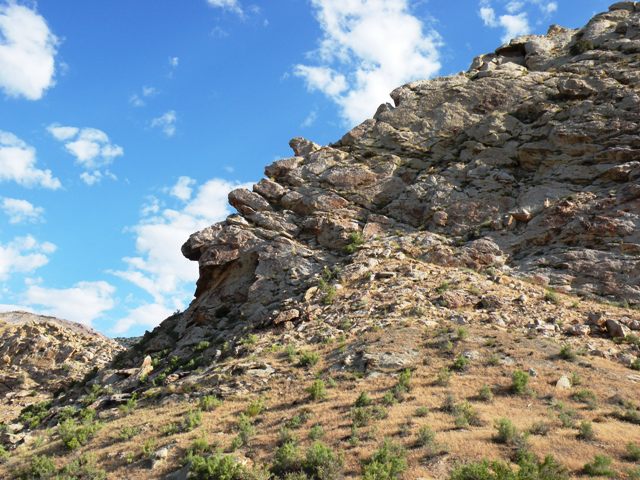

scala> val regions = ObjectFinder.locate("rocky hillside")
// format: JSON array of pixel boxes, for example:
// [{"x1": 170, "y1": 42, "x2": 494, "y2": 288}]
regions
[
  {"x1": 0, "y1": 311, "x2": 123, "y2": 423},
  {"x1": 1, "y1": 3, "x2": 640, "y2": 480}
]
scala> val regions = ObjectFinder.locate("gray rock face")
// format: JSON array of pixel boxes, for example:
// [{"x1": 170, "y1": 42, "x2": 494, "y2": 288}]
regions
[{"x1": 135, "y1": 5, "x2": 640, "y2": 366}]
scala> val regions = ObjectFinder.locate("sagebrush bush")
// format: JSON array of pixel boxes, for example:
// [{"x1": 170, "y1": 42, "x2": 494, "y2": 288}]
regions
[
  {"x1": 583, "y1": 455, "x2": 615, "y2": 477},
  {"x1": 199, "y1": 395, "x2": 222, "y2": 412},
  {"x1": 307, "y1": 380, "x2": 327, "y2": 401},
  {"x1": 511, "y1": 370, "x2": 530, "y2": 395},
  {"x1": 58, "y1": 417, "x2": 102, "y2": 451},
  {"x1": 362, "y1": 439, "x2": 407, "y2": 480}
]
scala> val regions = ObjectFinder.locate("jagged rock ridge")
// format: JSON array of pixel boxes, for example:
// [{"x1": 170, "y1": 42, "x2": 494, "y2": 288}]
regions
[{"x1": 131, "y1": 2, "x2": 640, "y2": 362}]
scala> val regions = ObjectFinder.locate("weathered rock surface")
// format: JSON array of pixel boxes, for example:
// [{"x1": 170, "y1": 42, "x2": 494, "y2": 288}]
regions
[
  {"x1": 0, "y1": 311, "x2": 123, "y2": 419},
  {"x1": 113, "y1": 3, "x2": 640, "y2": 383}
]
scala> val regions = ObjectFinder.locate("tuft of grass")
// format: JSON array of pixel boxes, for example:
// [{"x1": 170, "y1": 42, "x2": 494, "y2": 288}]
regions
[
  {"x1": 544, "y1": 289, "x2": 560, "y2": 304},
  {"x1": 308, "y1": 425, "x2": 324, "y2": 441}
]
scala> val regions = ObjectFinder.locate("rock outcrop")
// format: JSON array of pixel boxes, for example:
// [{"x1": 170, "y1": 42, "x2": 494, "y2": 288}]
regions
[
  {"x1": 128, "y1": 3, "x2": 640, "y2": 368},
  {"x1": 0, "y1": 311, "x2": 123, "y2": 419}
]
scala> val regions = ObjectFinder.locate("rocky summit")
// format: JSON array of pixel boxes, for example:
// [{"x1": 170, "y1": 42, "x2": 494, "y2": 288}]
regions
[{"x1": 2, "y1": 3, "x2": 640, "y2": 480}]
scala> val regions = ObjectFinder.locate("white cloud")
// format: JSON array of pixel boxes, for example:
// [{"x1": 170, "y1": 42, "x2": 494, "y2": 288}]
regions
[
  {"x1": 24, "y1": 281, "x2": 115, "y2": 326},
  {"x1": 129, "y1": 86, "x2": 158, "y2": 107},
  {"x1": 294, "y1": 0, "x2": 442, "y2": 126},
  {"x1": 207, "y1": 0, "x2": 243, "y2": 15},
  {"x1": 151, "y1": 110, "x2": 177, "y2": 137},
  {"x1": 479, "y1": 0, "x2": 557, "y2": 42},
  {"x1": 499, "y1": 13, "x2": 530, "y2": 42},
  {"x1": 301, "y1": 109, "x2": 318, "y2": 128},
  {"x1": 112, "y1": 302, "x2": 175, "y2": 335},
  {"x1": 0, "y1": 3, "x2": 58, "y2": 100},
  {"x1": 169, "y1": 56, "x2": 179, "y2": 68},
  {"x1": 0, "y1": 236, "x2": 56, "y2": 281},
  {"x1": 111, "y1": 177, "x2": 251, "y2": 333},
  {"x1": 170, "y1": 176, "x2": 196, "y2": 201},
  {"x1": 1, "y1": 197, "x2": 44, "y2": 224},
  {"x1": 294, "y1": 65, "x2": 347, "y2": 98},
  {"x1": 0, "y1": 130, "x2": 61, "y2": 189},
  {"x1": 47, "y1": 124, "x2": 123, "y2": 183}
]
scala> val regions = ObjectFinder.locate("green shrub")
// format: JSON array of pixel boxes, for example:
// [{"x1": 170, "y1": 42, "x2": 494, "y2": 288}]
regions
[
  {"x1": 272, "y1": 441, "x2": 302, "y2": 477},
  {"x1": 511, "y1": 370, "x2": 530, "y2": 395},
  {"x1": 452, "y1": 355, "x2": 470, "y2": 372},
  {"x1": 298, "y1": 351, "x2": 320, "y2": 368},
  {"x1": 183, "y1": 410, "x2": 203, "y2": 432},
  {"x1": 199, "y1": 395, "x2": 222, "y2": 412},
  {"x1": 0, "y1": 445, "x2": 8, "y2": 463},
  {"x1": 382, "y1": 391, "x2": 397, "y2": 406},
  {"x1": 285, "y1": 411, "x2": 312, "y2": 430},
  {"x1": 559, "y1": 344, "x2": 577, "y2": 361},
  {"x1": 478, "y1": 385, "x2": 493, "y2": 402},
  {"x1": 453, "y1": 402, "x2": 482, "y2": 427},
  {"x1": 189, "y1": 452, "x2": 266, "y2": 480},
  {"x1": 362, "y1": 439, "x2": 407, "y2": 480},
  {"x1": 19, "y1": 401, "x2": 52, "y2": 429},
  {"x1": 627, "y1": 442, "x2": 640, "y2": 461},
  {"x1": 355, "y1": 392, "x2": 373, "y2": 407},
  {"x1": 188, "y1": 437, "x2": 211, "y2": 456},
  {"x1": 631, "y1": 358, "x2": 640, "y2": 371},
  {"x1": 307, "y1": 380, "x2": 327, "y2": 401},
  {"x1": 397, "y1": 369, "x2": 411, "y2": 392},
  {"x1": 494, "y1": 418, "x2": 518, "y2": 444},
  {"x1": 23, "y1": 455, "x2": 56, "y2": 479},
  {"x1": 529, "y1": 422, "x2": 551, "y2": 436},
  {"x1": 245, "y1": 398, "x2": 265, "y2": 417},
  {"x1": 118, "y1": 425, "x2": 140, "y2": 441},
  {"x1": 58, "y1": 418, "x2": 102, "y2": 451},
  {"x1": 236, "y1": 414, "x2": 255, "y2": 447},
  {"x1": 58, "y1": 453, "x2": 107, "y2": 480},
  {"x1": 344, "y1": 232, "x2": 365, "y2": 254},
  {"x1": 544, "y1": 290, "x2": 559, "y2": 304},
  {"x1": 436, "y1": 367, "x2": 452, "y2": 386},
  {"x1": 571, "y1": 389, "x2": 597, "y2": 409},
  {"x1": 415, "y1": 426, "x2": 436, "y2": 448},
  {"x1": 415, "y1": 406, "x2": 429, "y2": 417},
  {"x1": 308, "y1": 425, "x2": 324, "y2": 441},
  {"x1": 303, "y1": 442, "x2": 343, "y2": 479},
  {"x1": 118, "y1": 395, "x2": 137, "y2": 416},
  {"x1": 577, "y1": 421, "x2": 595, "y2": 441},
  {"x1": 583, "y1": 455, "x2": 615, "y2": 477},
  {"x1": 195, "y1": 340, "x2": 211, "y2": 352},
  {"x1": 351, "y1": 407, "x2": 373, "y2": 428},
  {"x1": 450, "y1": 455, "x2": 568, "y2": 480}
]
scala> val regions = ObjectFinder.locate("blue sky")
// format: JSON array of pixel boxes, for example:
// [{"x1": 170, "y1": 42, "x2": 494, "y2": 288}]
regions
[{"x1": 0, "y1": 0, "x2": 613, "y2": 336}]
